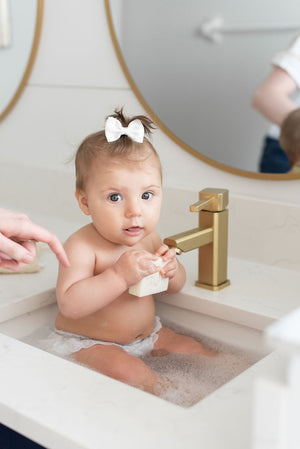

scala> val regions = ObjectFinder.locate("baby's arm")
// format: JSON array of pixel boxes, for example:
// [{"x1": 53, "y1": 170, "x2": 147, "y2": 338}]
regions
[
  {"x1": 155, "y1": 242, "x2": 186, "y2": 293},
  {"x1": 56, "y1": 234, "x2": 160, "y2": 320}
]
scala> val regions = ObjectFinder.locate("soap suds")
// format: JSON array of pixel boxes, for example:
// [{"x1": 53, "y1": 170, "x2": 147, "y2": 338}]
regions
[{"x1": 22, "y1": 322, "x2": 265, "y2": 408}]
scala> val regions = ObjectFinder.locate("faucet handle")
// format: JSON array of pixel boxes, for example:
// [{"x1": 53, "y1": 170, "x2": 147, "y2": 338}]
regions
[{"x1": 190, "y1": 188, "x2": 229, "y2": 212}]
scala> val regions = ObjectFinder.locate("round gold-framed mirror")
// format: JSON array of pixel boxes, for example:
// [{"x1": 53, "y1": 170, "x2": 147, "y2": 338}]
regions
[
  {"x1": 0, "y1": 0, "x2": 43, "y2": 123},
  {"x1": 105, "y1": 0, "x2": 300, "y2": 180}
]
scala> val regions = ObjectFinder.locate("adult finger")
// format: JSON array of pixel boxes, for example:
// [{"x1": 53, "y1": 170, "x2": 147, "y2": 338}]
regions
[
  {"x1": 0, "y1": 259, "x2": 26, "y2": 271},
  {"x1": 41, "y1": 232, "x2": 70, "y2": 267},
  {"x1": 8, "y1": 221, "x2": 69, "y2": 268},
  {"x1": 22, "y1": 240, "x2": 37, "y2": 260},
  {"x1": 0, "y1": 233, "x2": 32, "y2": 262},
  {"x1": 0, "y1": 251, "x2": 13, "y2": 260}
]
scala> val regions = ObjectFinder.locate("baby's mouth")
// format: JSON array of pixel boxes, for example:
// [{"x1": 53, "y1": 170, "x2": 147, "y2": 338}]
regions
[{"x1": 124, "y1": 226, "x2": 143, "y2": 236}]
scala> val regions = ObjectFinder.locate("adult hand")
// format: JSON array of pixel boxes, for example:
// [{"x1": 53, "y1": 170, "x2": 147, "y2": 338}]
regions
[{"x1": 0, "y1": 208, "x2": 70, "y2": 271}]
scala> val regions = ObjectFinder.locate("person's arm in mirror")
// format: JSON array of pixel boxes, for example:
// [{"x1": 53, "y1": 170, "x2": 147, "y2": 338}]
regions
[
  {"x1": 252, "y1": 66, "x2": 298, "y2": 126},
  {"x1": 0, "y1": 208, "x2": 70, "y2": 271}
]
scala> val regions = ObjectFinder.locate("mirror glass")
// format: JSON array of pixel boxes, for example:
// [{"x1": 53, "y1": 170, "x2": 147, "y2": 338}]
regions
[
  {"x1": 0, "y1": 0, "x2": 42, "y2": 122},
  {"x1": 107, "y1": 0, "x2": 300, "y2": 178}
]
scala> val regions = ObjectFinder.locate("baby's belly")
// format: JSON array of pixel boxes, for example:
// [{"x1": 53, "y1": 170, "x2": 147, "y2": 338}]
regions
[{"x1": 55, "y1": 292, "x2": 156, "y2": 344}]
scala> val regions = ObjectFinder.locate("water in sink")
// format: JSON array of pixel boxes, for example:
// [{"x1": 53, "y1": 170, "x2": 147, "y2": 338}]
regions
[{"x1": 21, "y1": 321, "x2": 266, "y2": 408}]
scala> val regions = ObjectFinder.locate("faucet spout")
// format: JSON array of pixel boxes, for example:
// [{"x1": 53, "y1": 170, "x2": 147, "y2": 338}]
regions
[{"x1": 164, "y1": 226, "x2": 213, "y2": 253}]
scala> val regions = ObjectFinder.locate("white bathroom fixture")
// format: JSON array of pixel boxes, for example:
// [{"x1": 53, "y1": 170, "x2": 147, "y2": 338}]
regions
[{"x1": 253, "y1": 308, "x2": 300, "y2": 449}]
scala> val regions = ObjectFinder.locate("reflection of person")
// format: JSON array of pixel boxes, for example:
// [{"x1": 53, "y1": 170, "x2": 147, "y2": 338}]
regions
[
  {"x1": 0, "y1": 208, "x2": 69, "y2": 271},
  {"x1": 252, "y1": 33, "x2": 300, "y2": 173},
  {"x1": 55, "y1": 109, "x2": 215, "y2": 395},
  {"x1": 280, "y1": 108, "x2": 300, "y2": 171}
]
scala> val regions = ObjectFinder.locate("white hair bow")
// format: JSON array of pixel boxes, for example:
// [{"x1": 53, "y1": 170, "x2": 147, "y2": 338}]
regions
[{"x1": 105, "y1": 117, "x2": 144, "y2": 143}]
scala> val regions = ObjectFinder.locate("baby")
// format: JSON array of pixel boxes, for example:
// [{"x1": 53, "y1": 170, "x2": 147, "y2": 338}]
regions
[{"x1": 55, "y1": 109, "x2": 214, "y2": 395}]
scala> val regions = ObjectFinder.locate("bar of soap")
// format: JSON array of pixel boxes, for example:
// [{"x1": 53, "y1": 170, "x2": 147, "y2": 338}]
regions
[{"x1": 129, "y1": 258, "x2": 169, "y2": 297}]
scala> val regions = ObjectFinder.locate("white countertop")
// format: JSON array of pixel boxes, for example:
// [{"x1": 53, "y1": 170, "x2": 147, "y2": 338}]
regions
[
  {"x1": 0, "y1": 334, "x2": 285, "y2": 449},
  {"x1": 0, "y1": 216, "x2": 297, "y2": 449}
]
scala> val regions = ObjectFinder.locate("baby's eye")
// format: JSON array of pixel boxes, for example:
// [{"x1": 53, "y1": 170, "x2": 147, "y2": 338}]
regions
[
  {"x1": 142, "y1": 191, "x2": 153, "y2": 200},
  {"x1": 109, "y1": 193, "x2": 122, "y2": 202}
]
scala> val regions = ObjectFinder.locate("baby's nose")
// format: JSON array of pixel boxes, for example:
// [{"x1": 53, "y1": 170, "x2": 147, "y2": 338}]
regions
[{"x1": 125, "y1": 199, "x2": 142, "y2": 217}]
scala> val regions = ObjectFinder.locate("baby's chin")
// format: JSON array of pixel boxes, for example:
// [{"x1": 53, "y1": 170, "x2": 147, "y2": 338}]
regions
[
  {"x1": 120, "y1": 235, "x2": 145, "y2": 247},
  {"x1": 120, "y1": 229, "x2": 153, "y2": 247},
  {"x1": 104, "y1": 227, "x2": 155, "y2": 247}
]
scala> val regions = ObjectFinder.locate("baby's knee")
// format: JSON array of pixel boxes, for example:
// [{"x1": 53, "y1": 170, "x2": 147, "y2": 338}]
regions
[{"x1": 115, "y1": 356, "x2": 158, "y2": 392}]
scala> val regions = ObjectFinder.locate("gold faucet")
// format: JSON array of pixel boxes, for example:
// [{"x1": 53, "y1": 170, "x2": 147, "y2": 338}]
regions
[{"x1": 163, "y1": 188, "x2": 230, "y2": 291}]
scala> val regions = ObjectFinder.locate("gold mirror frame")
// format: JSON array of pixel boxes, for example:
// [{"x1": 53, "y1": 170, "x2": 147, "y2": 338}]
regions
[
  {"x1": 105, "y1": 0, "x2": 300, "y2": 181},
  {"x1": 0, "y1": 0, "x2": 43, "y2": 123}
]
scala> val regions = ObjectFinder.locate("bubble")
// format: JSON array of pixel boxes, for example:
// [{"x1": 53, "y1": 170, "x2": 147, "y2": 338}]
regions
[
  {"x1": 21, "y1": 323, "x2": 264, "y2": 408},
  {"x1": 140, "y1": 325, "x2": 263, "y2": 407}
]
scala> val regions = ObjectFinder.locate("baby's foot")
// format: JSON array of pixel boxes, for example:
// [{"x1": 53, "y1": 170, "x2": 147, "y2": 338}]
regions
[
  {"x1": 155, "y1": 327, "x2": 218, "y2": 357},
  {"x1": 173, "y1": 336, "x2": 218, "y2": 357},
  {"x1": 196, "y1": 343, "x2": 218, "y2": 357}
]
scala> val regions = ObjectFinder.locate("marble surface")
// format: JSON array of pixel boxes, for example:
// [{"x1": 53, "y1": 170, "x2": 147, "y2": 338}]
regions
[
  {"x1": 0, "y1": 217, "x2": 298, "y2": 448},
  {"x1": 165, "y1": 251, "x2": 300, "y2": 330}
]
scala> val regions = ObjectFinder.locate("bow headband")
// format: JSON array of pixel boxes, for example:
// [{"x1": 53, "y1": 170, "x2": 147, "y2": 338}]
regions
[{"x1": 105, "y1": 116, "x2": 144, "y2": 143}]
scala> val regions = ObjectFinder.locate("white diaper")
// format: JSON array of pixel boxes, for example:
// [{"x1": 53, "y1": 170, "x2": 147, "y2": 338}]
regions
[{"x1": 40, "y1": 317, "x2": 162, "y2": 359}]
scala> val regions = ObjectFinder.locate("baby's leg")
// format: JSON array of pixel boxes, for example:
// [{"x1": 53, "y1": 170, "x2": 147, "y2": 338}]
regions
[
  {"x1": 153, "y1": 326, "x2": 216, "y2": 356},
  {"x1": 73, "y1": 344, "x2": 161, "y2": 394}
]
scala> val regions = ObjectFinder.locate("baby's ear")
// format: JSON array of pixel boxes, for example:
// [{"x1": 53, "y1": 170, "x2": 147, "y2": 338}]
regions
[{"x1": 75, "y1": 190, "x2": 90, "y2": 215}]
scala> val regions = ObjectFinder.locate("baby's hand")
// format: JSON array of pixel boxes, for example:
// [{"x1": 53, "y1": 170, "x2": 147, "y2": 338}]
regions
[
  {"x1": 113, "y1": 250, "x2": 160, "y2": 287},
  {"x1": 155, "y1": 244, "x2": 178, "y2": 280}
]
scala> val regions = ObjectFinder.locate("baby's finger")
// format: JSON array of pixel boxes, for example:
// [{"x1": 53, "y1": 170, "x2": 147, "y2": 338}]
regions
[
  {"x1": 136, "y1": 251, "x2": 159, "y2": 265},
  {"x1": 140, "y1": 259, "x2": 160, "y2": 274},
  {"x1": 160, "y1": 260, "x2": 177, "y2": 277},
  {"x1": 155, "y1": 244, "x2": 169, "y2": 257},
  {"x1": 146, "y1": 252, "x2": 161, "y2": 261},
  {"x1": 161, "y1": 248, "x2": 177, "y2": 262},
  {"x1": 161, "y1": 267, "x2": 176, "y2": 279}
]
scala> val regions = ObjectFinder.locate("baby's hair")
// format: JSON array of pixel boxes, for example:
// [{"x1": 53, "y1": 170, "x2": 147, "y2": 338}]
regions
[
  {"x1": 109, "y1": 108, "x2": 155, "y2": 135},
  {"x1": 75, "y1": 108, "x2": 160, "y2": 191},
  {"x1": 280, "y1": 108, "x2": 300, "y2": 166}
]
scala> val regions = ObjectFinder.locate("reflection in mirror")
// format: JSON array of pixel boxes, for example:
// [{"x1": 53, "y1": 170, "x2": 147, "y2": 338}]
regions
[
  {"x1": 0, "y1": 0, "x2": 43, "y2": 122},
  {"x1": 107, "y1": 0, "x2": 300, "y2": 179}
]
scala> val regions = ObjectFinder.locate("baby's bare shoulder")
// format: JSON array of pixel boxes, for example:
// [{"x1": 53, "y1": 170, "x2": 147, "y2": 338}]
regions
[
  {"x1": 64, "y1": 224, "x2": 114, "y2": 267},
  {"x1": 65, "y1": 224, "x2": 98, "y2": 245},
  {"x1": 63, "y1": 224, "x2": 99, "y2": 254},
  {"x1": 56, "y1": 225, "x2": 98, "y2": 293}
]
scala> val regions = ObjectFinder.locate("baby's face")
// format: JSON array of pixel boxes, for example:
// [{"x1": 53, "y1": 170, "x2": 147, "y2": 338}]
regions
[{"x1": 78, "y1": 155, "x2": 162, "y2": 247}]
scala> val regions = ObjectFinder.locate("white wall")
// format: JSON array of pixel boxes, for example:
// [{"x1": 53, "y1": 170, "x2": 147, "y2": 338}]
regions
[{"x1": 0, "y1": 0, "x2": 299, "y2": 206}]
